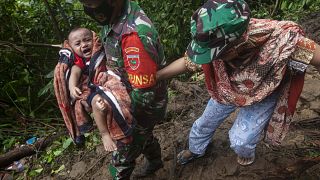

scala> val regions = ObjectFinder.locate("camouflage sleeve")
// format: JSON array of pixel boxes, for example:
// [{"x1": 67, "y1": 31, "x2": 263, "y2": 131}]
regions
[{"x1": 121, "y1": 32, "x2": 158, "y2": 107}]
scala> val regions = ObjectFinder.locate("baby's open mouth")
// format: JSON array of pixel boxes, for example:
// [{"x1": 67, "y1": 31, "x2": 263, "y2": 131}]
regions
[{"x1": 83, "y1": 48, "x2": 92, "y2": 56}]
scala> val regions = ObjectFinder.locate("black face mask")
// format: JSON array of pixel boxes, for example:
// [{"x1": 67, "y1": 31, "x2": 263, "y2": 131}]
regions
[{"x1": 83, "y1": 0, "x2": 114, "y2": 25}]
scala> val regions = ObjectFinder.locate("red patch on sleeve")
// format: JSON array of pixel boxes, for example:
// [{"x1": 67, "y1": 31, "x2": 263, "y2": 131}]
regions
[{"x1": 122, "y1": 32, "x2": 157, "y2": 88}]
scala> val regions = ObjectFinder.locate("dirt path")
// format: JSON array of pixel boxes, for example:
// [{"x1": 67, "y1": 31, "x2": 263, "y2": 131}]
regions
[{"x1": 150, "y1": 68, "x2": 320, "y2": 180}]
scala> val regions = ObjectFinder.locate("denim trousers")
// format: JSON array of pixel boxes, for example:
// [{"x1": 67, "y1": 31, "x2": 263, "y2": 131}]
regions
[{"x1": 189, "y1": 92, "x2": 279, "y2": 158}]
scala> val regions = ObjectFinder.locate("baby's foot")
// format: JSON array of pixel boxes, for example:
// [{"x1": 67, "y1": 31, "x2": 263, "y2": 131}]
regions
[{"x1": 101, "y1": 133, "x2": 117, "y2": 152}]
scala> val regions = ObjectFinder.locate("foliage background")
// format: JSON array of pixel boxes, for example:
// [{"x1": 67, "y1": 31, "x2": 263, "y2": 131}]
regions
[{"x1": 1, "y1": 0, "x2": 320, "y2": 157}]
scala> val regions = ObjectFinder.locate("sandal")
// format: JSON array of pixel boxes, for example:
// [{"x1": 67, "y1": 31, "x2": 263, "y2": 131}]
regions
[
  {"x1": 237, "y1": 155, "x2": 255, "y2": 166},
  {"x1": 177, "y1": 150, "x2": 205, "y2": 165}
]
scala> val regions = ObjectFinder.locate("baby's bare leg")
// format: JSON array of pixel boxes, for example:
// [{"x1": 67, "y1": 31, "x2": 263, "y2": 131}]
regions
[{"x1": 92, "y1": 94, "x2": 117, "y2": 152}]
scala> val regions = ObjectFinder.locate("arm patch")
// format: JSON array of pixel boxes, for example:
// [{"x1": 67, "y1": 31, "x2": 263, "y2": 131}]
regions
[{"x1": 121, "y1": 32, "x2": 157, "y2": 88}]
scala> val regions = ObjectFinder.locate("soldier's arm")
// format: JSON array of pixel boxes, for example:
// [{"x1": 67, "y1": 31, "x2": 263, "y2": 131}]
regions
[{"x1": 121, "y1": 32, "x2": 158, "y2": 107}]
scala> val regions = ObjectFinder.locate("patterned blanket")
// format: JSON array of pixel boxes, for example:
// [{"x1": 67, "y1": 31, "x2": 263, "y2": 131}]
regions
[{"x1": 54, "y1": 32, "x2": 133, "y2": 144}]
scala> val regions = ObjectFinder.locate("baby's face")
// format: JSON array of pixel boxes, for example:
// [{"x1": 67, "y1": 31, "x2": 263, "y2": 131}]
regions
[{"x1": 68, "y1": 28, "x2": 93, "y2": 59}]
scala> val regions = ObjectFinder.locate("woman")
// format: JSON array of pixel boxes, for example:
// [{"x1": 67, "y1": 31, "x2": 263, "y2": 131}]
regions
[{"x1": 157, "y1": 0, "x2": 320, "y2": 166}]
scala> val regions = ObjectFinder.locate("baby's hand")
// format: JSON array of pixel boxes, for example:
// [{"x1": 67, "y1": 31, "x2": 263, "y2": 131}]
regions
[{"x1": 70, "y1": 86, "x2": 82, "y2": 100}]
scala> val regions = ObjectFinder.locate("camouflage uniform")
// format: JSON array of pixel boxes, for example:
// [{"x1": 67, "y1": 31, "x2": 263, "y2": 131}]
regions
[{"x1": 84, "y1": 1, "x2": 167, "y2": 179}]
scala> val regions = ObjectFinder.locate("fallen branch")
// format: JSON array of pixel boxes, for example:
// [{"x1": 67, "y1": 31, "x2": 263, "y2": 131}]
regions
[
  {"x1": 17, "y1": 42, "x2": 62, "y2": 48},
  {"x1": 0, "y1": 131, "x2": 67, "y2": 169},
  {"x1": 0, "y1": 40, "x2": 62, "y2": 49}
]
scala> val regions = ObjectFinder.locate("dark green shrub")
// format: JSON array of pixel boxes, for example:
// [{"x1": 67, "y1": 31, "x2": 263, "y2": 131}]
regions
[{"x1": 137, "y1": 0, "x2": 203, "y2": 62}]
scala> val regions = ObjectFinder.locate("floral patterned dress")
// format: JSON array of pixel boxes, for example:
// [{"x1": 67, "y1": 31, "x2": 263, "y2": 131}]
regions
[{"x1": 185, "y1": 18, "x2": 316, "y2": 145}]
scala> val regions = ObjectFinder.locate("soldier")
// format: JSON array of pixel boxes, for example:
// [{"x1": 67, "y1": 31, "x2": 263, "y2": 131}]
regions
[
  {"x1": 79, "y1": 0, "x2": 168, "y2": 179},
  {"x1": 157, "y1": 0, "x2": 320, "y2": 166}
]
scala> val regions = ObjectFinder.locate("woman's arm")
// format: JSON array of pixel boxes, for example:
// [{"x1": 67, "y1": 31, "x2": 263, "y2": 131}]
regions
[
  {"x1": 311, "y1": 43, "x2": 320, "y2": 72},
  {"x1": 156, "y1": 57, "x2": 188, "y2": 81}
]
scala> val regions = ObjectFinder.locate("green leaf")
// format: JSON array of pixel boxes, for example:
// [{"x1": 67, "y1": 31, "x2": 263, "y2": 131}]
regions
[
  {"x1": 29, "y1": 170, "x2": 38, "y2": 177},
  {"x1": 92, "y1": 134, "x2": 99, "y2": 143},
  {"x1": 15, "y1": 97, "x2": 27, "y2": 102},
  {"x1": 29, "y1": 111, "x2": 35, "y2": 118},
  {"x1": 53, "y1": 150, "x2": 62, "y2": 156},
  {"x1": 281, "y1": 1, "x2": 288, "y2": 10},
  {"x1": 45, "y1": 70, "x2": 54, "y2": 78},
  {"x1": 46, "y1": 155, "x2": 53, "y2": 163},
  {"x1": 34, "y1": 168, "x2": 43, "y2": 173},
  {"x1": 62, "y1": 138, "x2": 73, "y2": 149},
  {"x1": 288, "y1": 2, "x2": 293, "y2": 10},
  {"x1": 51, "y1": 165, "x2": 65, "y2": 174},
  {"x1": 37, "y1": 79, "x2": 53, "y2": 97}
]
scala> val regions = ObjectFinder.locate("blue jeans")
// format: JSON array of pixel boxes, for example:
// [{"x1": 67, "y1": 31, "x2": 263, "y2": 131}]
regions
[{"x1": 189, "y1": 92, "x2": 279, "y2": 158}]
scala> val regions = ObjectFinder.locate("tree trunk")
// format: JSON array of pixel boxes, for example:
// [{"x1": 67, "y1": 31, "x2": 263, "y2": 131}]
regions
[{"x1": 43, "y1": 0, "x2": 63, "y2": 42}]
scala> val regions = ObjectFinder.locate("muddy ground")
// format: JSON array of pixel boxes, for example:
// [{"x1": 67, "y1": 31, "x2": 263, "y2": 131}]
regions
[{"x1": 35, "y1": 66, "x2": 319, "y2": 180}]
